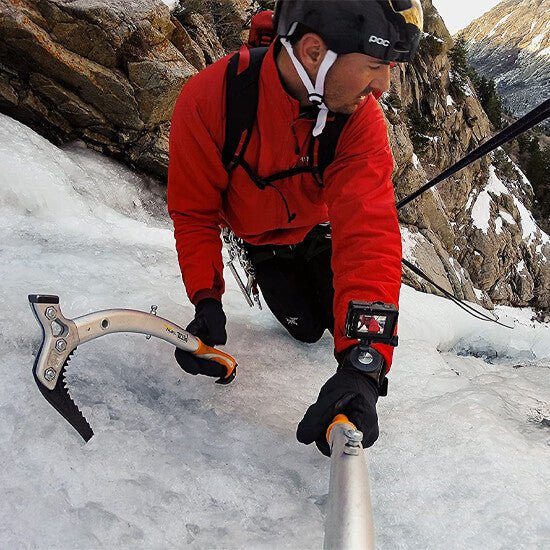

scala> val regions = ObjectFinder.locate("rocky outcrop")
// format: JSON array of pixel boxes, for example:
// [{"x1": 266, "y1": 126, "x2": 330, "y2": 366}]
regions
[
  {"x1": 0, "y1": 0, "x2": 549, "y2": 312},
  {"x1": 459, "y1": 0, "x2": 550, "y2": 118},
  {"x1": 0, "y1": 0, "x2": 206, "y2": 177}
]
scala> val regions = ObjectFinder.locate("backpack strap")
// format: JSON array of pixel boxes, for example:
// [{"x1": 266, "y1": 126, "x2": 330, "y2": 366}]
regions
[
  {"x1": 222, "y1": 46, "x2": 269, "y2": 171},
  {"x1": 222, "y1": 43, "x2": 351, "y2": 198}
]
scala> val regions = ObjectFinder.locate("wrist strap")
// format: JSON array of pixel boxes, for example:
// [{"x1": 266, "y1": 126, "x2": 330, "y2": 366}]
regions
[{"x1": 342, "y1": 346, "x2": 389, "y2": 397}]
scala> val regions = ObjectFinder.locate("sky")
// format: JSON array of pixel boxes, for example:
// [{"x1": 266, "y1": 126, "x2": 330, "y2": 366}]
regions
[
  {"x1": 1, "y1": 112, "x2": 550, "y2": 548},
  {"x1": 432, "y1": 0, "x2": 504, "y2": 35}
]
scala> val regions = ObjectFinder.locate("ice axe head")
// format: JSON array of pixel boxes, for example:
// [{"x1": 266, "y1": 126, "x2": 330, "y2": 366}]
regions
[{"x1": 28, "y1": 295, "x2": 93, "y2": 441}]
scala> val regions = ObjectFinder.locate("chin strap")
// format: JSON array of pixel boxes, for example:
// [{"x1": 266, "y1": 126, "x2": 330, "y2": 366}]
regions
[{"x1": 280, "y1": 35, "x2": 337, "y2": 136}]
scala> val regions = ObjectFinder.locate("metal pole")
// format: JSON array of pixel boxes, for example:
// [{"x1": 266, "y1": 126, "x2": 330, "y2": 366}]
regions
[{"x1": 323, "y1": 415, "x2": 375, "y2": 550}]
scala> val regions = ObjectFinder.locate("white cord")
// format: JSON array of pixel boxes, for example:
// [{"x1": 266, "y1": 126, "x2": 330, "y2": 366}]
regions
[{"x1": 280, "y1": 37, "x2": 338, "y2": 136}]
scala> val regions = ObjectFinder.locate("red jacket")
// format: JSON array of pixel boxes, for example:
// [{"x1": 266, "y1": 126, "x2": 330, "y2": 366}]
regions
[{"x1": 168, "y1": 43, "x2": 402, "y2": 368}]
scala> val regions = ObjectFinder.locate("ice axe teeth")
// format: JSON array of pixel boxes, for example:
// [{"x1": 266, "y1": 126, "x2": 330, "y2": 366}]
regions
[
  {"x1": 61, "y1": 350, "x2": 75, "y2": 386},
  {"x1": 32, "y1": 347, "x2": 94, "y2": 442}
]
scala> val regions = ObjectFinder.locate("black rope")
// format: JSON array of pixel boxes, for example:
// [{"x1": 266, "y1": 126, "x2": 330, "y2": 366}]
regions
[
  {"x1": 397, "y1": 98, "x2": 550, "y2": 210},
  {"x1": 237, "y1": 159, "x2": 297, "y2": 223},
  {"x1": 265, "y1": 182, "x2": 297, "y2": 223},
  {"x1": 403, "y1": 259, "x2": 514, "y2": 328}
]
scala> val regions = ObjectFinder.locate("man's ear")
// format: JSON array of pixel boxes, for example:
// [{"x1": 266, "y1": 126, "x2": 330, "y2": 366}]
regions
[{"x1": 295, "y1": 33, "x2": 327, "y2": 75}]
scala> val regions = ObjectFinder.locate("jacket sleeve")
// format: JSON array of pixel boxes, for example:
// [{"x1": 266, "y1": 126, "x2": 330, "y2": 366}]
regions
[
  {"x1": 323, "y1": 98, "x2": 402, "y2": 371},
  {"x1": 167, "y1": 81, "x2": 229, "y2": 305}
]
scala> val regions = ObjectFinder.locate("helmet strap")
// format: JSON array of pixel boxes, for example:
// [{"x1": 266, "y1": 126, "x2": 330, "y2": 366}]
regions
[{"x1": 280, "y1": 36, "x2": 337, "y2": 136}]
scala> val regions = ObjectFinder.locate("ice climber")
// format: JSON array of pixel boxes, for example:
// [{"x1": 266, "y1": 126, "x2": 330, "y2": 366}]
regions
[{"x1": 167, "y1": 0, "x2": 424, "y2": 456}]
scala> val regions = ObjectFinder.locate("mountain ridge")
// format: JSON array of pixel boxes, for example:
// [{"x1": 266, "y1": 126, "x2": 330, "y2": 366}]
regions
[{"x1": 458, "y1": 0, "x2": 550, "y2": 118}]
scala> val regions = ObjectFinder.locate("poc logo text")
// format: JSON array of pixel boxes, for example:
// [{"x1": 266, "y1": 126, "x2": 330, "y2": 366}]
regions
[{"x1": 369, "y1": 35, "x2": 390, "y2": 47}]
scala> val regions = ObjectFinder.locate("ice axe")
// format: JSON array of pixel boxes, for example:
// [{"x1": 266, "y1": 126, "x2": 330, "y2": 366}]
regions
[{"x1": 28, "y1": 294, "x2": 238, "y2": 442}]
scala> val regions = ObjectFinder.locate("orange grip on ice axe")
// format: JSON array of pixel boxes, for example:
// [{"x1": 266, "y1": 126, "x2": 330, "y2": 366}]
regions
[{"x1": 193, "y1": 337, "x2": 238, "y2": 384}]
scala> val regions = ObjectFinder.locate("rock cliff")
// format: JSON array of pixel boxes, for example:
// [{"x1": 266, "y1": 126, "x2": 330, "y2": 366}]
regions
[
  {"x1": 0, "y1": 0, "x2": 548, "y2": 312},
  {"x1": 459, "y1": 0, "x2": 550, "y2": 119},
  {"x1": 0, "y1": 0, "x2": 205, "y2": 176},
  {"x1": 386, "y1": 0, "x2": 550, "y2": 311}
]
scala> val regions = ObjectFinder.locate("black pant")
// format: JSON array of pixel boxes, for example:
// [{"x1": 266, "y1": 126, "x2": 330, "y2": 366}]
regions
[{"x1": 244, "y1": 224, "x2": 335, "y2": 343}]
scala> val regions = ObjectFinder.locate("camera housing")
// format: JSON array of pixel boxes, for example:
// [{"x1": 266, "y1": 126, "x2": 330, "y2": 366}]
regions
[{"x1": 345, "y1": 301, "x2": 399, "y2": 346}]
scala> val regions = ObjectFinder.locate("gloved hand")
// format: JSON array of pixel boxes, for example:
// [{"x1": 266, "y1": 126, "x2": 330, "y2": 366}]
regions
[
  {"x1": 175, "y1": 298, "x2": 227, "y2": 379},
  {"x1": 186, "y1": 298, "x2": 227, "y2": 346},
  {"x1": 296, "y1": 346, "x2": 383, "y2": 456}
]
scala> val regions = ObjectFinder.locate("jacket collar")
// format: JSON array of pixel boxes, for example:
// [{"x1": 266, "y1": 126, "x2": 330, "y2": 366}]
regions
[{"x1": 259, "y1": 41, "x2": 305, "y2": 122}]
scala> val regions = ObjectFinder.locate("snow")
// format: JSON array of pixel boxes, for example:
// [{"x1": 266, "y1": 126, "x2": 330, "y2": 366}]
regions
[
  {"x1": 1, "y1": 113, "x2": 550, "y2": 549},
  {"x1": 425, "y1": 33, "x2": 444, "y2": 44},
  {"x1": 160, "y1": 0, "x2": 179, "y2": 10},
  {"x1": 400, "y1": 226, "x2": 425, "y2": 262},
  {"x1": 448, "y1": 257, "x2": 469, "y2": 286},
  {"x1": 446, "y1": 95, "x2": 454, "y2": 106},
  {"x1": 515, "y1": 164, "x2": 532, "y2": 189},
  {"x1": 499, "y1": 209, "x2": 516, "y2": 226},
  {"x1": 465, "y1": 192, "x2": 475, "y2": 211},
  {"x1": 486, "y1": 12, "x2": 513, "y2": 39},
  {"x1": 411, "y1": 153, "x2": 420, "y2": 169},
  {"x1": 473, "y1": 287, "x2": 485, "y2": 301},
  {"x1": 486, "y1": 165, "x2": 509, "y2": 195},
  {"x1": 513, "y1": 196, "x2": 550, "y2": 246},
  {"x1": 494, "y1": 216, "x2": 503, "y2": 234},
  {"x1": 470, "y1": 187, "x2": 492, "y2": 234},
  {"x1": 470, "y1": 166, "x2": 541, "y2": 237},
  {"x1": 528, "y1": 33, "x2": 545, "y2": 51}
]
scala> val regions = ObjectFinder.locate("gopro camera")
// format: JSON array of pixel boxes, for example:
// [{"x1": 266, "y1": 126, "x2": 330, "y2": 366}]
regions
[{"x1": 345, "y1": 301, "x2": 399, "y2": 347}]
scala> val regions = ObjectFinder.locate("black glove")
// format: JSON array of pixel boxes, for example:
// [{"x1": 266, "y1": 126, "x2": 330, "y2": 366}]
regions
[
  {"x1": 186, "y1": 298, "x2": 227, "y2": 346},
  {"x1": 175, "y1": 298, "x2": 227, "y2": 379},
  {"x1": 296, "y1": 346, "x2": 383, "y2": 456}
]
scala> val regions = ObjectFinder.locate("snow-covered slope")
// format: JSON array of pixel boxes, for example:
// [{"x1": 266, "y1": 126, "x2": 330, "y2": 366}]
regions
[{"x1": 1, "y1": 113, "x2": 549, "y2": 549}]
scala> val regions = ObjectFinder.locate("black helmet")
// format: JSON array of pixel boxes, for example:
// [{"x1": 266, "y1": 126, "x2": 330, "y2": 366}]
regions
[{"x1": 274, "y1": 0, "x2": 424, "y2": 63}]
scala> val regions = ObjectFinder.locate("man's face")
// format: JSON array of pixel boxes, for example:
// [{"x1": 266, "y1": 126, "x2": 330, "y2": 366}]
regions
[{"x1": 323, "y1": 53, "x2": 392, "y2": 114}]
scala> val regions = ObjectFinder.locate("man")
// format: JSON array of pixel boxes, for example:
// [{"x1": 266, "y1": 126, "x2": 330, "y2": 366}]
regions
[{"x1": 168, "y1": 0, "x2": 423, "y2": 455}]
